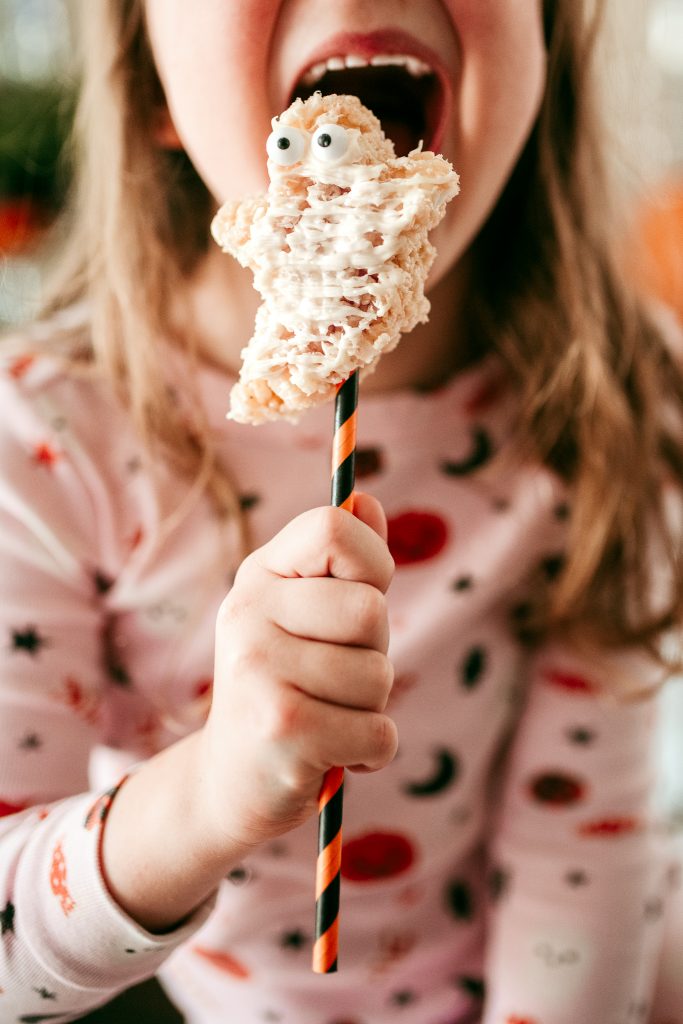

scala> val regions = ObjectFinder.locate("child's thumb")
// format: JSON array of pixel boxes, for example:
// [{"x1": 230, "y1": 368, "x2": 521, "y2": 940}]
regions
[{"x1": 352, "y1": 491, "x2": 388, "y2": 543}]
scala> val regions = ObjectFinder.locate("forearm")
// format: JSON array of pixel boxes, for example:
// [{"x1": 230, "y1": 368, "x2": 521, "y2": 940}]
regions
[{"x1": 101, "y1": 730, "x2": 251, "y2": 933}]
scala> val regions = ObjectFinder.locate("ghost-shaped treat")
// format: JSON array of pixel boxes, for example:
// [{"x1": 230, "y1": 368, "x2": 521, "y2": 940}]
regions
[{"x1": 211, "y1": 92, "x2": 459, "y2": 424}]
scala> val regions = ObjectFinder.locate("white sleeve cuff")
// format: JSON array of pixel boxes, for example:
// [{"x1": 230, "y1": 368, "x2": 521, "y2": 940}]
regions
[{"x1": 15, "y1": 780, "x2": 216, "y2": 991}]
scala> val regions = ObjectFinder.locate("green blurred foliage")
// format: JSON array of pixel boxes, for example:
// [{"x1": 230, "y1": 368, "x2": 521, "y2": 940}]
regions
[{"x1": 0, "y1": 79, "x2": 74, "y2": 208}]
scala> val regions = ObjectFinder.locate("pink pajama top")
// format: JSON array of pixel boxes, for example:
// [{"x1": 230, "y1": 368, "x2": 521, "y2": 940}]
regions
[{"x1": 0, "y1": 319, "x2": 676, "y2": 1024}]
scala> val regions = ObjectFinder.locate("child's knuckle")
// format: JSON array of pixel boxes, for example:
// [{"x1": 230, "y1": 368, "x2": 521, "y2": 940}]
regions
[
  {"x1": 364, "y1": 650, "x2": 392, "y2": 707},
  {"x1": 377, "y1": 653, "x2": 395, "y2": 700},
  {"x1": 217, "y1": 584, "x2": 258, "y2": 629},
  {"x1": 261, "y1": 688, "x2": 302, "y2": 743},
  {"x1": 216, "y1": 593, "x2": 238, "y2": 629},
  {"x1": 370, "y1": 713, "x2": 395, "y2": 764},
  {"x1": 230, "y1": 641, "x2": 268, "y2": 681},
  {"x1": 313, "y1": 504, "x2": 347, "y2": 549},
  {"x1": 355, "y1": 585, "x2": 386, "y2": 636}
]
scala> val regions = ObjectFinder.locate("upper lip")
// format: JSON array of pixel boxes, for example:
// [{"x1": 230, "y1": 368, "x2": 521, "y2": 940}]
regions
[{"x1": 285, "y1": 29, "x2": 453, "y2": 154}]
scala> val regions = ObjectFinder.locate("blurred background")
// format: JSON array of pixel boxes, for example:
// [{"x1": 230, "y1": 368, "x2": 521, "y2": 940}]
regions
[{"x1": 0, "y1": 0, "x2": 76, "y2": 325}]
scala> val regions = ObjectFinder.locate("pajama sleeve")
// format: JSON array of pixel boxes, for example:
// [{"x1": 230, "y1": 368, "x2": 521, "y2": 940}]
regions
[
  {"x1": 482, "y1": 640, "x2": 670, "y2": 1024},
  {"x1": 0, "y1": 368, "x2": 212, "y2": 1021}
]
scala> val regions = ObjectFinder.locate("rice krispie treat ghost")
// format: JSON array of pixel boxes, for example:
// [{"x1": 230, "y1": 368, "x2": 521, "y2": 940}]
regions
[{"x1": 211, "y1": 92, "x2": 459, "y2": 424}]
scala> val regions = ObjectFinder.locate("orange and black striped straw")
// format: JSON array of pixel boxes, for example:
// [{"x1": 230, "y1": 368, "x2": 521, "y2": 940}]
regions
[{"x1": 312, "y1": 369, "x2": 358, "y2": 973}]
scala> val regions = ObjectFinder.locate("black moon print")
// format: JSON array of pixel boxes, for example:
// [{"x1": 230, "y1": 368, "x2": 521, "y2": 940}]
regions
[
  {"x1": 17, "y1": 1016, "x2": 66, "y2": 1023},
  {"x1": 402, "y1": 747, "x2": 460, "y2": 797},
  {"x1": 355, "y1": 446, "x2": 384, "y2": 478},
  {"x1": 445, "y1": 879, "x2": 475, "y2": 921},
  {"x1": 460, "y1": 646, "x2": 487, "y2": 689},
  {"x1": 0, "y1": 900, "x2": 15, "y2": 934},
  {"x1": 439, "y1": 427, "x2": 493, "y2": 476}
]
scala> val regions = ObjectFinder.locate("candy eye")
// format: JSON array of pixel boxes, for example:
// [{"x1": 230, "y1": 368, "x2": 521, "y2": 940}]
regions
[
  {"x1": 311, "y1": 123, "x2": 351, "y2": 164},
  {"x1": 266, "y1": 126, "x2": 307, "y2": 166}
]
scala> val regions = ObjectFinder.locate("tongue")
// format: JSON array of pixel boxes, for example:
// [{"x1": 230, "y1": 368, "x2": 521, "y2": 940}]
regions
[{"x1": 380, "y1": 118, "x2": 419, "y2": 158}]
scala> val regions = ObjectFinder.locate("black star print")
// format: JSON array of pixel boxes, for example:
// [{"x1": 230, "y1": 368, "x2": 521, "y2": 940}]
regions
[
  {"x1": 280, "y1": 928, "x2": 308, "y2": 951},
  {"x1": 456, "y1": 975, "x2": 486, "y2": 1000},
  {"x1": 566, "y1": 726, "x2": 595, "y2": 746},
  {"x1": 93, "y1": 570, "x2": 114, "y2": 595},
  {"x1": 1, "y1": 900, "x2": 15, "y2": 934},
  {"x1": 239, "y1": 493, "x2": 261, "y2": 511},
  {"x1": 19, "y1": 733, "x2": 42, "y2": 751},
  {"x1": 10, "y1": 626, "x2": 47, "y2": 657},
  {"x1": 541, "y1": 554, "x2": 565, "y2": 580},
  {"x1": 390, "y1": 990, "x2": 417, "y2": 1007},
  {"x1": 451, "y1": 575, "x2": 473, "y2": 592},
  {"x1": 509, "y1": 601, "x2": 536, "y2": 643},
  {"x1": 510, "y1": 601, "x2": 532, "y2": 623},
  {"x1": 107, "y1": 661, "x2": 131, "y2": 687},
  {"x1": 565, "y1": 869, "x2": 590, "y2": 887},
  {"x1": 32, "y1": 988, "x2": 56, "y2": 1001}
]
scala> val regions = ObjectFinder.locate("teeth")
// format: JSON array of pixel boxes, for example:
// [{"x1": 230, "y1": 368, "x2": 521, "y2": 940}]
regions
[
  {"x1": 405, "y1": 56, "x2": 429, "y2": 76},
  {"x1": 370, "y1": 54, "x2": 431, "y2": 76},
  {"x1": 302, "y1": 61, "x2": 328, "y2": 86},
  {"x1": 300, "y1": 52, "x2": 432, "y2": 87}
]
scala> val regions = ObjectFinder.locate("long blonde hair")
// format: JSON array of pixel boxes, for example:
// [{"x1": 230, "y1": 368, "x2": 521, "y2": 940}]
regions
[{"x1": 39, "y1": 0, "x2": 683, "y2": 662}]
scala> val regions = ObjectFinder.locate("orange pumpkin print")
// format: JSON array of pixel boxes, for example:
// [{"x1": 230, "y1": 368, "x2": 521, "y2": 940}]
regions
[
  {"x1": 192, "y1": 945, "x2": 251, "y2": 979},
  {"x1": 50, "y1": 840, "x2": 76, "y2": 916}
]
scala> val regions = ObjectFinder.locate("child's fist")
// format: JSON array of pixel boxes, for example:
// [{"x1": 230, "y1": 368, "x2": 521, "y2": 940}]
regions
[{"x1": 197, "y1": 493, "x2": 397, "y2": 853}]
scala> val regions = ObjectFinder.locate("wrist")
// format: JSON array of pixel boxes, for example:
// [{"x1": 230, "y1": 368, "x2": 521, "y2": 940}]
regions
[
  {"x1": 100, "y1": 731, "x2": 249, "y2": 933},
  {"x1": 190, "y1": 726, "x2": 260, "y2": 863}
]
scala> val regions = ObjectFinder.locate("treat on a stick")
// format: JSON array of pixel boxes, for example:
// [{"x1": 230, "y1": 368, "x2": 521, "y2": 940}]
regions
[
  {"x1": 211, "y1": 92, "x2": 459, "y2": 424},
  {"x1": 211, "y1": 91, "x2": 459, "y2": 975}
]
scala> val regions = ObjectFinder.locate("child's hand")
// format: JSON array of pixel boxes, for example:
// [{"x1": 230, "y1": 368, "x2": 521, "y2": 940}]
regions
[{"x1": 197, "y1": 492, "x2": 397, "y2": 854}]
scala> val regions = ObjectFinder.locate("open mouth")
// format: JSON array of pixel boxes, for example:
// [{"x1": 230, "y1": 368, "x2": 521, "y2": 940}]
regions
[{"x1": 289, "y1": 51, "x2": 447, "y2": 158}]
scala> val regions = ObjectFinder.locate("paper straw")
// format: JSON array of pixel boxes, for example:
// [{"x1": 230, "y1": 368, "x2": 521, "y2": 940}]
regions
[{"x1": 312, "y1": 370, "x2": 358, "y2": 973}]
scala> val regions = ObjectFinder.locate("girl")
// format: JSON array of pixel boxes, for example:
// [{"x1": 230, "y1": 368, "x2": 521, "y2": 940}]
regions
[{"x1": 1, "y1": 1, "x2": 682, "y2": 1022}]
